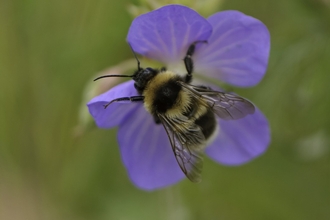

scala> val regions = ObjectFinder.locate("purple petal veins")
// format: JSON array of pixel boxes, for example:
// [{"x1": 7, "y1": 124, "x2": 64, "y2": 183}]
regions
[
  {"x1": 87, "y1": 80, "x2": 140, "y2": 128},
  {"x1": 127, "y1": 5, "x2": 212, "y2": 64},
  {"x1": 206, "y1": 108, "x2": 270, "y2": 165},
  {"x1": 118, "y1": 105, "x2": 185, "y2": 190},
  {"x1": 194, "y1": 11, "x2": 270, "y2": 87}
]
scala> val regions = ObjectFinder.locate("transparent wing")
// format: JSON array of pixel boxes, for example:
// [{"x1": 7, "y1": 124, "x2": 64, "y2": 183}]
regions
[
  {"x1": 179, "y1": 82, "x2": 255, "y2": 120},
  {"x1": 158, "y1": 114, "x2": 204, "y2": 183}
]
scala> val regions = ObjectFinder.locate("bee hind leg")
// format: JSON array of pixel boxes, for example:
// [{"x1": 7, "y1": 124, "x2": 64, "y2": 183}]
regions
[
  {"x1": 183, "y1": 41, "x2": 207, "y2": 83},
  {"x1": 103, "y1": 96, "x2": 144, "y2": 109}
]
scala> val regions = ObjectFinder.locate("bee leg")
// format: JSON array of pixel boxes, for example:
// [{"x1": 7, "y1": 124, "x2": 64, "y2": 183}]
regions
[
  {"x1": 153, "y1": 115, "x2": 161, "y2": 124},
  {"x1": 183, "y1": 41, "x2": 207, "y2": 83},
  {"x1": 103, "y1": 96, "x2": 144, "y2": 109},
  {"x1": 160, "y1": 67, "x2": 167, "y2": 72}
]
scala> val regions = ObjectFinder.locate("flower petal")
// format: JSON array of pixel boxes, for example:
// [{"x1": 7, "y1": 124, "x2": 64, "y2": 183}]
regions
[
  {"x1": 87, "y1": 80, "x2": 140, "y2": 128},
  {"x1": 118, "y1": 106, "x2": 185, "y2": 190},
  {"x1": 195, "y1": 11, "x2": 270, "y2": 87},
  {"x1": 127, "y1": 5, "x2": 212, "y2": 64},
  {"x1": 205, "y1": 107, "x2": 270, "y2": 165}
]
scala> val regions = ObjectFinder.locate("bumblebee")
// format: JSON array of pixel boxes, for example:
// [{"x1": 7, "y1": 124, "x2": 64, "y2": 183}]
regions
[{"x1": 94, "y1": 42, "x2": 255, "y2": 182}]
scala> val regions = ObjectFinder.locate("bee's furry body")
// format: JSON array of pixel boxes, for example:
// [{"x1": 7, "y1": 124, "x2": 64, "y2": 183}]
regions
[
  {"x1": 95, "y1": 42, "x2": 255, "y2": 182},
  {"x1": 142, "y1": 70, "x2": 217, "y2": 141}
]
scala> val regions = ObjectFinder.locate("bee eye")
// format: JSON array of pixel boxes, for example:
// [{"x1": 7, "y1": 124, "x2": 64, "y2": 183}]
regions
[
  {"x1": 145, "y1": 67, "x2": 154, "y2": 73},
  {"x1": 142, "y1": 67, "x2": 157, "y2": 77}
]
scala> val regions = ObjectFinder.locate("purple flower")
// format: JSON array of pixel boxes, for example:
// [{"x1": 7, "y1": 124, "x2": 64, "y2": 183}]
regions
[{"x1": 87, "y1": 5, "x2": 270, "y2": 190}]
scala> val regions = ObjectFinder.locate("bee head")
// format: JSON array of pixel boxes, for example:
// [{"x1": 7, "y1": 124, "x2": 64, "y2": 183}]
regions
[
  {"x1": 93, "y1": 44, "x2": 159, "y2": 93},
  {"x1": 132, "y1": 67, "x2": 158, "y2": 92}
]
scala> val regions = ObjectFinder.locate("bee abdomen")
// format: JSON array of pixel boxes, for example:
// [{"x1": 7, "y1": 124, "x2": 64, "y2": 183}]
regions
[{"x1": 195, "y1": 108, "x2": 217, "y2": 140}]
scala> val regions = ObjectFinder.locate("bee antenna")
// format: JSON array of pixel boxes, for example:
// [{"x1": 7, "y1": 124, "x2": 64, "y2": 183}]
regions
[
  {"x1": 128, "y1": 43, "x2": 142, "y2": 70},
  {"x1": 93, "y1": 74, "x2": 134, "y2": 81}
]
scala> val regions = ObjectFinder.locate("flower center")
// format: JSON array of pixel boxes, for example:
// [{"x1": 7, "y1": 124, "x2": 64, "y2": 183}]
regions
[{"x1": 166, "y1": 61, "x2": 187, "y2": 77}]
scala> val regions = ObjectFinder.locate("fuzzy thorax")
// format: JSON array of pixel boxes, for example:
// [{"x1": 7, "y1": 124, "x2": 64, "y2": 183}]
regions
[
  {"x1": 143, "y1": 71, "x2": 190, "y2": 117},
  {"x1": 143, "y1": 70, "x2": 209, "y2": 120}
]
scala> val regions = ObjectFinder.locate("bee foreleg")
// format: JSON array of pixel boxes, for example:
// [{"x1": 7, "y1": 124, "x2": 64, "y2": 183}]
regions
[
  {"x1": 183, "y1": 41, "x2": 207, "y2": 83},
  {"x1": 103, "y1": 96, "x2": 144, "y2": 109}
]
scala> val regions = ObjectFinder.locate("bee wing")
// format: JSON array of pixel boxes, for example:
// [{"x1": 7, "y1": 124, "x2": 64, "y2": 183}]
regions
[
  {"x1": 179, "y1": 83, "x2": 255, "y2": 120},
  {"x1": 158, "y1": 114, "x2": 204, "y2": 183},
  {"x1": 201, "y1": 90, "x2": 255, "y2": 120}
]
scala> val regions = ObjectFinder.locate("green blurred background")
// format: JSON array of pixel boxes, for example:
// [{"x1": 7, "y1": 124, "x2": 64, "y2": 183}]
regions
[{"x1": 1, "y1": 0, "x2": 330, "y2": 219}]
